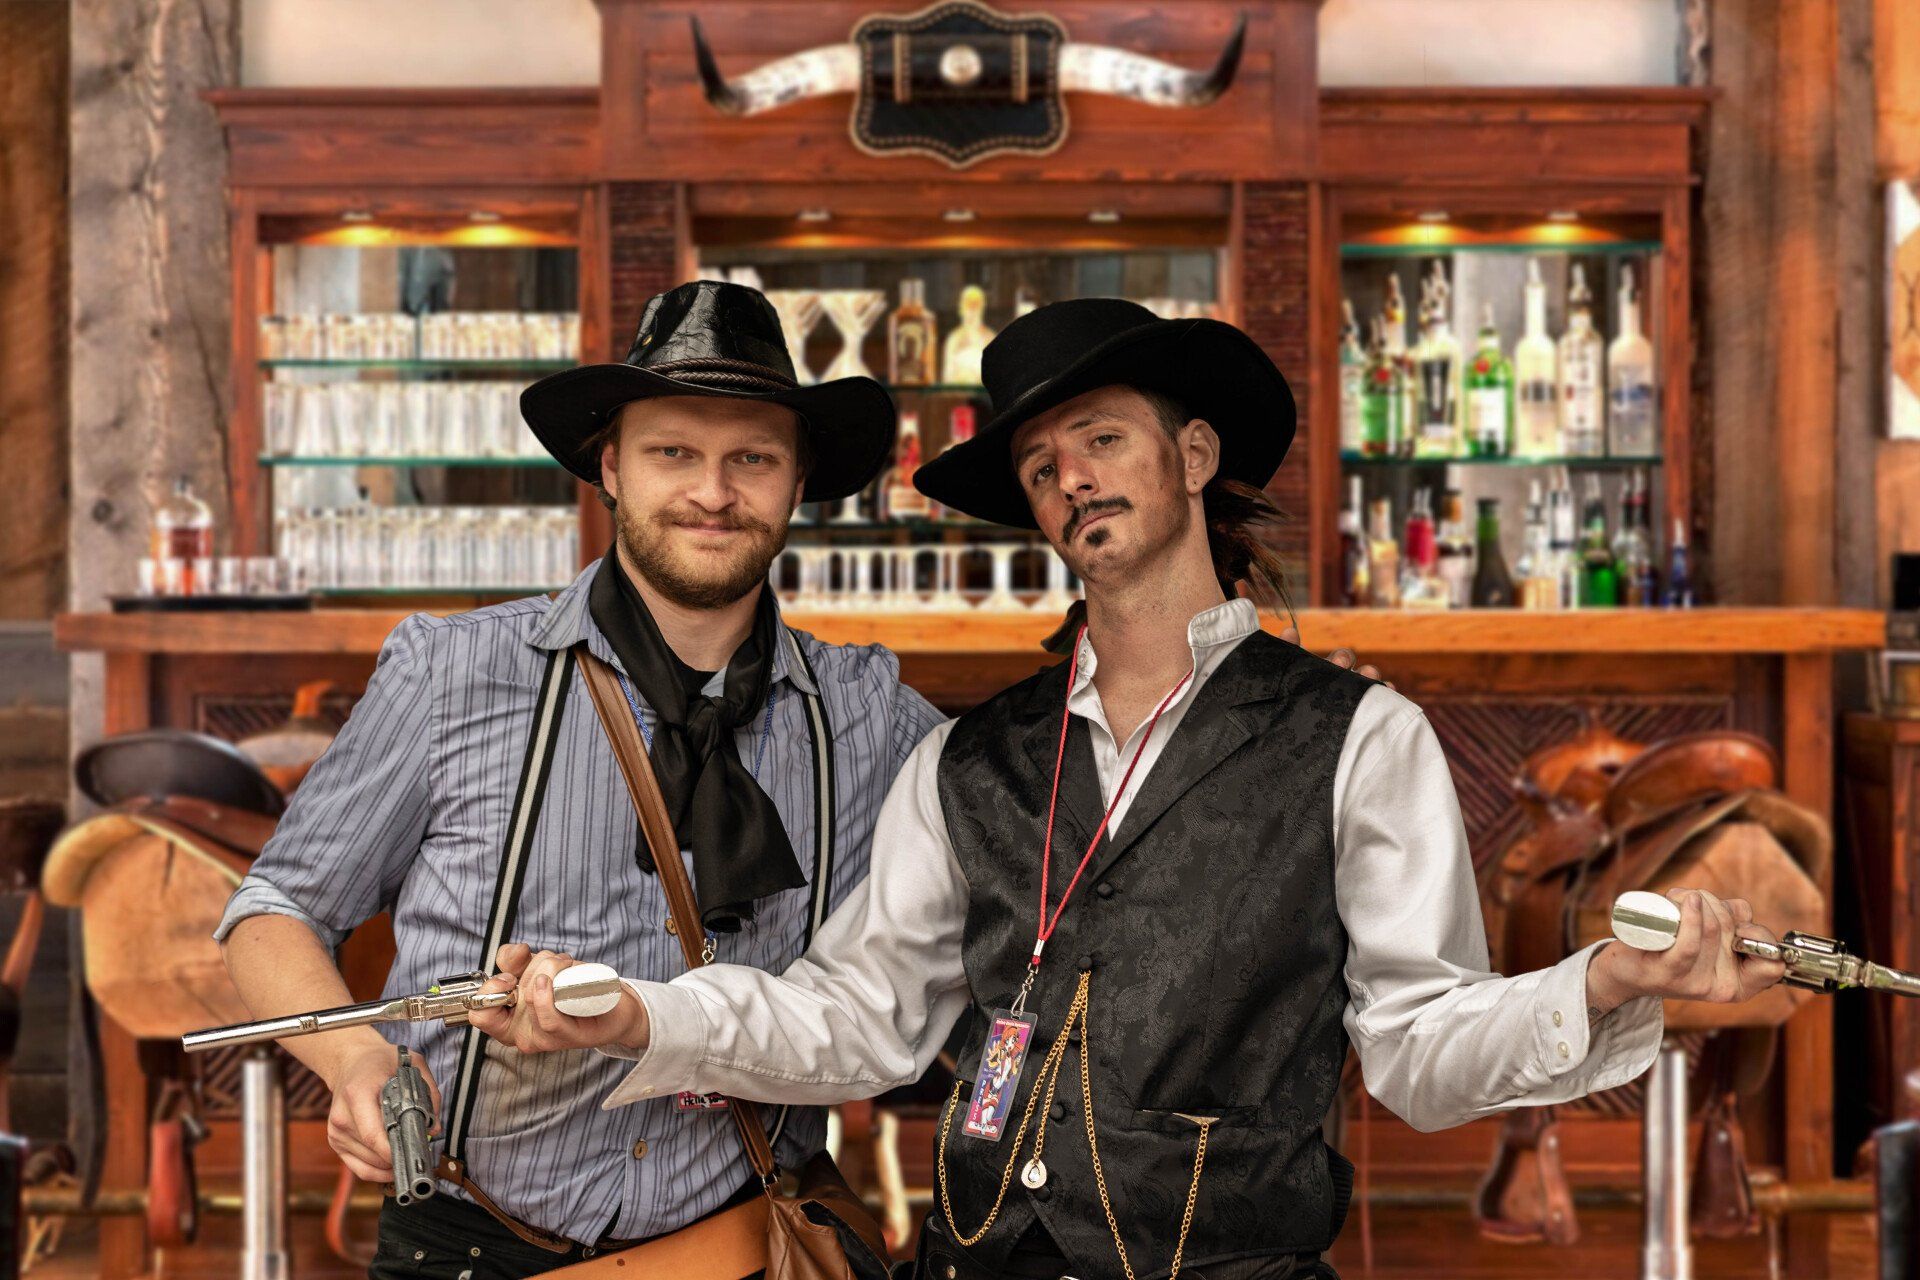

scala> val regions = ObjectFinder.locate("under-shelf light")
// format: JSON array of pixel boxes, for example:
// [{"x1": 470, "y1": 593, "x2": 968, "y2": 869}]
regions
[
  {"x1": 796, "y1": 208, "x2": 833, "y2": 223},
  {"x1": 1087, "y1": 209, "x2": 1122, "y2": 224},
  {"x1": 1416, "y1": 210, "x2": 1450, "y2": 224},
  {"x1": 1547, "y1": 210, "x2": 1581, "y2": 223},
  {"x1": 340, "y1": 210, "x2": 375, "y2": 224},
  {"x1": 468, "y1": 210, "x2": 502, "y2": 223},
  {"x1": 942, "y1": 208, "x2": 977, "y2": 223}
]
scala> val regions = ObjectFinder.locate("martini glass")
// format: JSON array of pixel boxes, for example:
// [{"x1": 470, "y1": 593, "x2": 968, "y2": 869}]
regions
[
  {"x1": 1038, "y1": 548, "x2": 1076, "y2": 614},
  {"x1": 763, "y1": 290, "x2": 824, "y2": 386},
  {"x1": 818, "y1": 290, "x2": 888, "y2": 382},
  {"x1": 981, "y1": 543, "x2": 1023, "y2": 612}
]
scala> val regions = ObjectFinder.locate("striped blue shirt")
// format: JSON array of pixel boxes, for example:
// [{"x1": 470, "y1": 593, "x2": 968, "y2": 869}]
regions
[{"x1": 215, "y1": 560, "x2": 945, "y2": 1243}]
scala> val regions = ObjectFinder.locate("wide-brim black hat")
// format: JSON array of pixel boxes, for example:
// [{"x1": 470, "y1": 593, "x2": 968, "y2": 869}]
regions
[
  {"x1": 522, "y1": 280, "x2": 896, "y2": 503},
  {"x1": 913, "y1": 298, "x2": 1295, "y2": 528}
]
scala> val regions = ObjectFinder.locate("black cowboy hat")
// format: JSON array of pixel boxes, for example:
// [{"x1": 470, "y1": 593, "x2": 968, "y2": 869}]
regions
[
  {"x1": 521, "y1": 280, "x2": 896, "y2": 503},
  {"x1": 912, "y1": 298, "x2": 1295, "y2": 528}
]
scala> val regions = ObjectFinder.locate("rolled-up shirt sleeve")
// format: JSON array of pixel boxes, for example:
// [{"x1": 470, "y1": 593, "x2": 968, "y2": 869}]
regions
[
  {"x1": 600, "y1": 719, "x2": 970, "y2": 1109},
  {"x1": 214, "y1": 615, "x2": 435, "y2": 950},
  {"x1": 1336, "y1": 686, "x2": 1663, "y2": 1133}
]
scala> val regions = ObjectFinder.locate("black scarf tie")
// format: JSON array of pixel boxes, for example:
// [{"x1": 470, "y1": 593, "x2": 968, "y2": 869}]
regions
[{"x1": 588, "y1": 553, "x2": 805, "y2": 931}]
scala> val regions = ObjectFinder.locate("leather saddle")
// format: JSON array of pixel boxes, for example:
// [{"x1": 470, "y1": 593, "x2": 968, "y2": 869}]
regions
[
  {"x1": 42, "y1": 729, "x2": 290, "y2": 1249},
  {"x1": 1472, "y1": 720, "x2": 1830, "y2": 1246}
]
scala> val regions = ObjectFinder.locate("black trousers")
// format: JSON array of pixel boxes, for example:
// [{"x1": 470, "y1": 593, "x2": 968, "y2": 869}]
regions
[
  {"x1": 906, "y1": 1215, "x2": 1338, "y2": 1280},
  {"x1": 369, "y1": 1182, "x2": 764, "y2": 1280}
]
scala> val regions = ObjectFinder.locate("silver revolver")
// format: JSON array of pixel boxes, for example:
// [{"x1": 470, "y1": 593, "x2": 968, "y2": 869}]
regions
[
  {"x1": 179, "y1": 964, "x2": 625, "y2": 1052},
  {"x1": 1611, "y1": 889, "x2": 1920, "y2": 996},
  {"x1": 382, "y1": 1045, "x2": 437, "y2": 1206}
]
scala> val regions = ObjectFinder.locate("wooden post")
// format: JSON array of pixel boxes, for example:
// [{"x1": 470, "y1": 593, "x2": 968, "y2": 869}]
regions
[{"x1": 1782, "y1": 649, "x2": 1835, "y2": 1274}]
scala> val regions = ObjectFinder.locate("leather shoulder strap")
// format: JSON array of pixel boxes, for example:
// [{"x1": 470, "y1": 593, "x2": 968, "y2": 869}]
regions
[{"x1": 573, "y1": 644, "x2": 780, "y2": 1185}]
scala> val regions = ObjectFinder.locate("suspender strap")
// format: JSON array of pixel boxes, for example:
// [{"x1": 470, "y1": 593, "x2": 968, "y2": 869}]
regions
[
  {"x1": 444, "y1": 645, "x2": 576, "y2": 1166},
  {"x1": 770, "y1": 627, "x2": 834, "y2": 1147}
]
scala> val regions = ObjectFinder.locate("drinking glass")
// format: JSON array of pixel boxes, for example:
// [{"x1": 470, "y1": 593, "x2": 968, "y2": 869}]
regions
[
  {"x1": 817, "y1": 290, "x2": 888, "y2": 382},
  {"x1": 763, "y1": 291, "x2": 825, "y2": 385}
]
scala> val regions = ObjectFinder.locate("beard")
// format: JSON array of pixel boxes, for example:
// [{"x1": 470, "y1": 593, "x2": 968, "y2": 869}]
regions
[
  {"x1": 617, "y1": 500, "x2": 789, "y2": 609},
  {"x1": 1054, "y1": 456, "x2": 1192, "y2": 584}
]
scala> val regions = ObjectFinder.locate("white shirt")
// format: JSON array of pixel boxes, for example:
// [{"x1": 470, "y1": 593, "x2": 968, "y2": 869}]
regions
[{"x1": 601, "y1": 599, "x2": 1664, "y2": 1133}]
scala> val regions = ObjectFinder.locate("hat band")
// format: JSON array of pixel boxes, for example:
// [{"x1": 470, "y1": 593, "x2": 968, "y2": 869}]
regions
[{"x1": 651, "y1": 356, "x2": 796, "y2": 395}]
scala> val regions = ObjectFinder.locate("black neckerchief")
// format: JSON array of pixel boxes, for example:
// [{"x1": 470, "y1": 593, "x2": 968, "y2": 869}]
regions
[{"x1": 587, "y1": 552, "x2": 804, "y2": 931}]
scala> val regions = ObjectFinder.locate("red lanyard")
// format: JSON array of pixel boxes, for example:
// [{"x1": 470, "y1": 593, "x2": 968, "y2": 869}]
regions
[{"x1": 1011, "y1": 625, "x2": 1193, "y2": 1013}]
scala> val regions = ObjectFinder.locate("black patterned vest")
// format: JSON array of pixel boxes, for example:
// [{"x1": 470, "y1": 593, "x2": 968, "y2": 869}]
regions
[{"x1": 931, "y1": 631, "x2": 1374, "y2": 1279}]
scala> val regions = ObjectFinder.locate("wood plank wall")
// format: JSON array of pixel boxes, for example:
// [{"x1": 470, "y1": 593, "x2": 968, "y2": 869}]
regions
[{"x1": 1875, "y1": 0, "x2": 1920, "y2": 601}]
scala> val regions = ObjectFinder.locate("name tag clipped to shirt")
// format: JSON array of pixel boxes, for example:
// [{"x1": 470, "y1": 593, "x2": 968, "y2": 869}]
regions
[
  {"x1": 677, "y1": 1090, "x2": 730, "y2": 1112},
  {"x1": 962, "y1": 1009, "x2": 1037, "y2": 1141}
]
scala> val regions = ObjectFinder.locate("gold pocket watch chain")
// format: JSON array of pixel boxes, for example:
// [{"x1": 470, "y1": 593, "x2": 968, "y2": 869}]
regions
[{"x1": 936, "y1": 970, "x2": 1214, "y2": 1280}]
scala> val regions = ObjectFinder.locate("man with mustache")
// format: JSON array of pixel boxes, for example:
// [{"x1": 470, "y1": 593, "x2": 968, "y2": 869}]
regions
[
  {"x1": 214, "y1": 281, "x2": 941, "y2": 1278},
  {"x1": 484, "y1": 299, "x2": 1784, "y2": 1280}
]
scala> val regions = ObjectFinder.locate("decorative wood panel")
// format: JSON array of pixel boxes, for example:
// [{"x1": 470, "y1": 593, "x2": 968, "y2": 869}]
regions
[{"x1": 192, "y1": 692, "x2": 356, "y2": 743}]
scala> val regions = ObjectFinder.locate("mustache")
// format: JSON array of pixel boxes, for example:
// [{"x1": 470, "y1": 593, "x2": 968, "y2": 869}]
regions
[
  {"x1": 651, "y1": 507, "x2": 776, "y2": 537},
  {"x1": 1061, "y1": 497, "x2": 1133, "y2": 542}
]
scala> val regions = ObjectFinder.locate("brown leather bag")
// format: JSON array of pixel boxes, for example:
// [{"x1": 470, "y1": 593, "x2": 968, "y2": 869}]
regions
[{"x1": 552, "y1": 645, "x2": 891, "y2": 1280}]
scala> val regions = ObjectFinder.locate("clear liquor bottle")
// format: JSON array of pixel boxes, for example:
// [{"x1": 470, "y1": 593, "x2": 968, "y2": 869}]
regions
[
  {"x1": 1412, "y1": 263, "x2": 1461, "y2": 459},
  {"x1": 152, "y1": 475, "x2": 215, "y2": 595},
  {"x1": 884, "y1": 411, "x2": 930, "y2": 519},
  {"x1": 1339, "y1": 474, "x2": 1369, "y2": 606},
  {"x1": 1515, "y1": 480, "x2": 1558, "y2": 609},
  {"x1": 1382, "y1": 276, "x2": 1416, "y2": 454},
  {"x1": 1434, "y1": 488, "x2": 1474, "y2": 609},
  {"x1": 1366, "y1": 496, "x2": 1401, "y2": 609},
  {"x1": 1514, "y1": 260, "x2": 1559, "y2": 457},
  {"x1": 1557, "y1": 264, "x2": 1606, "y2": 457},
  {"x1": 1548, "y1": 465, "x2": 1580, "y2": 607},
  {"x1": 1607, "y1": 265, "x2": 1657, "y2": 457},
  {"x1": 1339, "y1": 299, "x2": 1366, "y2": 456}
]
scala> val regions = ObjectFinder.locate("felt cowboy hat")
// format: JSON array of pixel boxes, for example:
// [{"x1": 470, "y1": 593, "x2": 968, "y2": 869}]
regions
[
  {"x1": 521, "y1": 279, "x2": 896, "y2": 503},
  {"x1": 911, "y1": 298, "x2": 1295, "y2": 528}
]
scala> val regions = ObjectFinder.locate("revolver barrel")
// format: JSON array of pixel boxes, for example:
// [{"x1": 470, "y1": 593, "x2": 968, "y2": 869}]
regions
[{"x1": 381, "y1": 1046, "x2": 437, "y2": 1206}]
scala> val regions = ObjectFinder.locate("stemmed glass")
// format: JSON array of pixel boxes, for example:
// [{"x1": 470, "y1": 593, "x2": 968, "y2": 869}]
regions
[
  {"x1": 763, "y1": 291, "x2": 824, "y2": 386},
  {"x1": 817, "y1": 290, "x2": 888, "y2": 382},
  {"x1": 981, "y1": 543, "x2": 1023, "y2": 611}
]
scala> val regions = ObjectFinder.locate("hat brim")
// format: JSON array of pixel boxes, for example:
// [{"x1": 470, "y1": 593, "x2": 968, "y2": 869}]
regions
[
  {"x1": 912, "y1": 319, "x2": 1295, "y2": 529},
  {"x1": 520, "y1": 364, "x2": 897, "y2": 504}
]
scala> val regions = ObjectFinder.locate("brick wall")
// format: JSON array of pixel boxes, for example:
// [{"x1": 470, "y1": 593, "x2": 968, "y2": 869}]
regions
[
  {"x1": 1238, "y1": 182, "x2": 1314, "y2": 591},
  {"x1": 608, "y1": 182, "x2": 680, "y2": 347}
]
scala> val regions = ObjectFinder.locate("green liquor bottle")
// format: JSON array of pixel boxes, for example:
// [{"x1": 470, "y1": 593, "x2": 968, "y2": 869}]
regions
[
  {"x1": 1471, "y1": 498, "x2": 1515, "y2": 608},
  {"x1": 1577, "y1": 473, "x2": 1620, "y2": 606},
  {"x1": 1360, "y1": 317, "x2": 1402, "y2": 458},
  {"x1": 1465, "y1": 303, "x2": 1514, "y2": 458}
]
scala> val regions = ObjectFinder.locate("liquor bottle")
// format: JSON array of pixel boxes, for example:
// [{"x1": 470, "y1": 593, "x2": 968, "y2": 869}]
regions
[
  {"x1": 929, "y1": 403, "x2": 977, "y2": 521},
  {"x1": 1662, "y1": 516, "x2": 1694, "y2": 607},
  {"x1": 1339, "y1": 299, "x2": 1366, "y2": 457},
  {"x1": 885, "y1": 412, "x2": 930, "y2": 520},
  {"x1": 1360, "y1": 319, "x2": 1403, "y2": 458},
  {"x1": 942, "y1": 285, "x2": 995, "y2": 386},
  {"x1": 1366, "y1": 496, "x2": 1401, "y2": 609},
  {"x1": 1465, "y1": 303, "x2": 1514, "y2": 458},
  {"x1": 1516, "y1": 480, "x2": 1559, "y2": 609},
  {"x1": 1382, "y1": 276, "x2": 1415, "y2": 453},
  {"x1": 1514, "y1": 260, "x2": 1559, "y2": 457},
  {"x1": 1607, "y1": 265, "x2": 1657, "y2": 457},
  {"x1": 1557, "y1": 265, "x2": 1606, "y2": 457},
  {"x1": 1434, "y1": 488, "x2": 1474, "y2": 609},
  {"x1": 1471, "y1": 498, "x2": 1515, "y2": 608},
  {"x1": 1400, "y1": 488, "x2": 1446, "y2": 608},
  {"x1": 1338, "y1": 475, "x2": 1369, "y2": 606},
  {"x1": 152, "y1": 475, "x2": 215, "y2": 595},
  {"x1": 887, "y1": 279, "x2": 938, "y2": 386},
  {"x1": 1013, "y1": 285, "x2": 1040, "y2": 319},
  {"x1": 1577, "y1": 474, "x2": 1619, "y2": 606},
  {"x1": 1548, "y1": 466, "x2": 1579, "y2": 607},
  {"x1": 1412, "y1": 264, "x2": 1461, "y2": 459},
  {"x1": 1613, "y1": 470, "x2": 1657, "y2": 606}
]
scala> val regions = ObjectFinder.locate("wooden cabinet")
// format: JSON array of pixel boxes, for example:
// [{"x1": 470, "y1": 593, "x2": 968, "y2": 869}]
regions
[{"x1": 1841, "y1": 714, "x2": 1920, "y2": 1143}]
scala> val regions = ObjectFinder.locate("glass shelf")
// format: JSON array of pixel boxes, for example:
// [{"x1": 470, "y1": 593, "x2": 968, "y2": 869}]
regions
[
  {"x1": 1340, "y1": 453, "x2": 1663, "y2": 468},
  {"x1": 878, "y1": 383, "x2": 989, "y2": 395},
  {"x1": 314, "y1": 585, "x2": 564, "y2": 597},
  {"x1": 259, "y1": 359, "x2": 577, "y2": 372},
  {"x1": 259, "y1": 455, "x2": 561, "y2": 468},
  {"x1": 1339, "y1": 240, "x2": 1663, "y2": 260}
]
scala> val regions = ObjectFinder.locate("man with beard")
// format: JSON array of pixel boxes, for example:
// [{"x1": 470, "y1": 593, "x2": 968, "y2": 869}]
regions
[
  {"x1": 484, "y1": 299, "x2": 1784, "y2": 1280},
  {"x1": 214, "y1": 280, "x2": 942, "y2": 1277}
]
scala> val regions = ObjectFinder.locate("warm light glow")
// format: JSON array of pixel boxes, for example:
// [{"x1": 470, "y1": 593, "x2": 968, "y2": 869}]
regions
[
  {"x1": 340, "y1": 210, "x2": 375, "y2": 223},
  {"x1": 1416, "y1": 210, "x2": 1450, "y2": 224},
  {"x1": 292, "y1": 221, "x2": 570, "y2": 248},
  {"x1": 1087, "y1": 209, "x2": 1122, "y2": 224},
  {"x1": 468, "y1": 210, "x2": 502, "y2": 223},
  {"x1": 1547, "y1": 210, "x2": 1581, "y2": 223},
  {"x1": 942, "y1": 208, "x2": 977, "y2": 223},
  {"x1": 796, "y1": 208, "x2": 833, "y2": 223}
]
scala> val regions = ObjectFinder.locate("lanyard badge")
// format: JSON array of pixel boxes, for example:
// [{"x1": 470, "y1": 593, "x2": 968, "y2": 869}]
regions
[{"x1": 963, "y1": 626, "x2": 1191, "y2": 1143}]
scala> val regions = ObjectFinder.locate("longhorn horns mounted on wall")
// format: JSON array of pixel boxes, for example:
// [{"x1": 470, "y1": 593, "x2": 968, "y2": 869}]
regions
[{"x1": 690, "y1": 12, "x2": 1248, "y2": 117}]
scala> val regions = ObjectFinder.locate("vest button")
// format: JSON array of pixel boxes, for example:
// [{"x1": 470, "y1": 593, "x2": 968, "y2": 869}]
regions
[
  {"x1": 1078, "y1": 953, "x2": 1096, "y2": 971},
  {"x1": 1096, "y1": 882, "x2": 1115, "y2": 899},
  {"x1": 1049, "y1": 1101, "x2": 1066, "y2": 1122}
]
